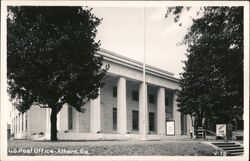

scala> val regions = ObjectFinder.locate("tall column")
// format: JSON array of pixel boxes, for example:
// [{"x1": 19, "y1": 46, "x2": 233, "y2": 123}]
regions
[
  {"x1": 117, "y1": 77, "x2": 127, "y2": 134},
  {"x1": 23, "y1": 113, "x2": 26, "y2": 133},
  {"x1": 74, "y1": 109, "x2": 80, "y2": 132},
  {"x1": 11, "y1": 119, "x2": 14, "y2": 135},
  {"x1": 19, "y1": 113, "x2": 22, "y2": 133},
  {"x1": 90, "y1": 88, "x2": 101, "y2": 133},
  {"x1": 57, "y1": 111, "x2": 60, "y2": 132},
  {"x1": 157, "y1": 87, "x2": 165, "y2": 134},
  {"x1": 26, "y1": 111, "x2": 29, "y2": 138},
  {"x1": 59, "y1": 104, "x2": 68, "y2": 132},
  {"x1": 16, "y1": 114, "x2": 18, "y2": 134},
  {"x1": 173, "y1": 92, "x2": 181, "y2": 135},
  {"x1": 14, "y1": 118, "x2": 16, "y2": 134},
  {"x1": 45, "y1": 108, "x2": 51, "y2": 139},
  {"x1": 27, "y1": 110, "x2": 31, "y2": 139},
  {"x1": 17, "y1": 114, "x2": 19, "y2": 134},
  {"x1": 139, "y1": 82, "x2": 148, "y2": 135},
  {"x1": 187, "y1": 115, "x2": 194, "y2": 133}
]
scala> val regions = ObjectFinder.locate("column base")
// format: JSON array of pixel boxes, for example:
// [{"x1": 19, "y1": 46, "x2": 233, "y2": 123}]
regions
[{"x1": 45, "y1": 132, "x2": 51, "y2": 140}]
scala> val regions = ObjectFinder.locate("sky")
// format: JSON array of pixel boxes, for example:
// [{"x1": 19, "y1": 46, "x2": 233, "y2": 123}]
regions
[{"x1": 92, "y1": 7, "x2": 201, "y2": 78}]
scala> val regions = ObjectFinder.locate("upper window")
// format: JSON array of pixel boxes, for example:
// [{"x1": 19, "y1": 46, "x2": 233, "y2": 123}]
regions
[
  {"x1": 132, "y1": 90, "x2": 139, "y2": 101},
  {"x1": 113, "y1": 86, "x2": 117, "y2": 97},
  {"x1": 149, "y1": 94, "x2": 155, "y2": 104}
]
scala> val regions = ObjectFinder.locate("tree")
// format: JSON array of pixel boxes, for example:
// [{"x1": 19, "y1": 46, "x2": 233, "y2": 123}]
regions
[
  {"x1": 7, "y1": 6, "x2": 109, "y2": 141},
  {"x1": 166, "y1": 7, "x2": 243, "y2": 134}
]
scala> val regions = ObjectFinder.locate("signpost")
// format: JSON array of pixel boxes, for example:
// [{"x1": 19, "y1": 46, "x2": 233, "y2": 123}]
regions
[
  {"x1": 166, "y1": 121, "x2": 175, "y2": 135},
  {"x1": 216, "y1": 124, "x2": 227, "y2": 137},
  {"x1": 216, "y1": 124, "x2": 227, "y2": 141}
]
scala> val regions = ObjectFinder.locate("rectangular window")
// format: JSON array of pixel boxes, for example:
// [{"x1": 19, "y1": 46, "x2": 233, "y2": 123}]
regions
[
  {"x1": 165, "y1": 97, "x2": 169, "y2": 106},
  {"x1": 22, "y1": 113, "x2": 24, "y2": 132},
  {"x1": 132, "y1": 110, "x2": 139, "y2": 131},
  {"x1": 132, "y1": 91, "x2": 139, "y2": 101},
  {"x1": 149, "y1": 94, "x2": 155, "y2": 104},
  {"x1": 25, "y1": 113, "x2": 28, "y2": 131},
  {"x1": 149, "y1": 112, "x2": 155, "y2": 131},
  {"x1": 68, "y1": 106, "x2": 73, "y2": 130},
  {"x1": 113, "y1": 108, "x2": 117, "y2": 130},
  {"x1": 113, "y1": 86, "x2": 117, "y2": 97}
]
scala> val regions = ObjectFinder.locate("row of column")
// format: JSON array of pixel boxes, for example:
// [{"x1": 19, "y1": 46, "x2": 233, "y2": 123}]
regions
[
  {"x1": 44, "y1": 76, "x2": 182, "y2": 136},
  {"x1": 89, "y1": 76, "x2": 181, "y2": 135},
  {"x1": 11, "y1": 112, "x2": 27, "y2": 135}
]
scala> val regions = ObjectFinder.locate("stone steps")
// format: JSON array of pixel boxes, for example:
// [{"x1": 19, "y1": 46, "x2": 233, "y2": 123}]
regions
[{"x1": 211, "y1": 142, "x2": 244, "y2": 156}]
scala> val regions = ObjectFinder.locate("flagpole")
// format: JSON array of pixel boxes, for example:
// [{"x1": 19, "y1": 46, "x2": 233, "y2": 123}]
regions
[{"x1": 142, "y1": 6, "x2": 147, "y2": 140}]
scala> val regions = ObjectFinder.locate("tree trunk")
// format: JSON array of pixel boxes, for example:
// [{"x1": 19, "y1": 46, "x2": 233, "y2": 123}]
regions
[{"x1": 50, "y1": 108, "x2": 58, "y2": 141}]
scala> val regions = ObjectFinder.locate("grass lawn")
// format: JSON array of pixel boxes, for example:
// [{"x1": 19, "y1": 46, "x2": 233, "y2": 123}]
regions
[{"x1": 8, "y1": 140, "x2": 217, "y2": 156}]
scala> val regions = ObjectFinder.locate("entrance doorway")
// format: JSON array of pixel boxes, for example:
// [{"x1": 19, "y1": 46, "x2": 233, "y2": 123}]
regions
[{"x1": 181, "y1": 114, "x2": 187, "y2": 135}]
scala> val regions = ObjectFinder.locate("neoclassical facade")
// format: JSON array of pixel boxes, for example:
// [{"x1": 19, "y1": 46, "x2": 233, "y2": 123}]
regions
[{"x1": 10, "y1": 49, "x2": 193, "y2": 140}]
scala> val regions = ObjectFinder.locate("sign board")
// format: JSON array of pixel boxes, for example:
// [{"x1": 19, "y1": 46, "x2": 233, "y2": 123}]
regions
[
  {"x1": 216, "y1": 124, "x2": 226, "y2": 137},
  {"x1": 166, "y1": 121, "x2": 175, "y2": 135}
]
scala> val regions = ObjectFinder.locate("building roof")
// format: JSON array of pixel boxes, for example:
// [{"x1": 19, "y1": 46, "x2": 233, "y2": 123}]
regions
[{"x1": 97, "y1": 48, "x2": 179, "y2": 83}]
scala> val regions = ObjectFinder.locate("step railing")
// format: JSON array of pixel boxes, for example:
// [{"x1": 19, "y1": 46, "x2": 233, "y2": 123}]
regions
[{"x1": 198, "y1": 129, "x2": 227, "y2": 141}]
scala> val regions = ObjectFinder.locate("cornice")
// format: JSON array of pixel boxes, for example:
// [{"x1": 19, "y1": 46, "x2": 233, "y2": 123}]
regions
[{"x1": 96, "y1": 48, "x2": 180, "y2": 83}]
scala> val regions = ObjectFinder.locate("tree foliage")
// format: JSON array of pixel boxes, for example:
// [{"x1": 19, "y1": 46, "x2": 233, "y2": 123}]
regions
[
  {"x1": 167, "y1": 7, "x2": 243, "y2": 131},
  {"x1": 7, "y1": 6, "x2": 108, "y2": 140}
]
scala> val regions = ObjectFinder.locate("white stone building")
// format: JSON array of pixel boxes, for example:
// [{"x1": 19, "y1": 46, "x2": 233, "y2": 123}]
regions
[{"x1": 10, "y1": 49, "x2": 193, "y2": 140}]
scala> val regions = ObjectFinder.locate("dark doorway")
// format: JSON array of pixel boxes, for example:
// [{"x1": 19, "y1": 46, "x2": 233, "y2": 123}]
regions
[{"x1": 181, "y1": 114, "x2": 187, "y2": 135}]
